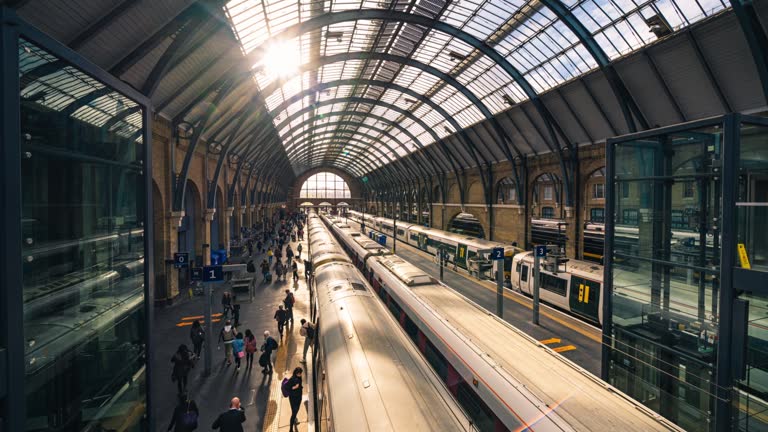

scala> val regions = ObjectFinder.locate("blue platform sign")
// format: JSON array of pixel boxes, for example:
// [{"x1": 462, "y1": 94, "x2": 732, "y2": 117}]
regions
[
  {"x1": 203, "y1": 265, "x2": 224, "y2": 283},
  {"x1": 535, "y1": 245, "x2": 547, "y2": 257},
  {"x1": 491, "y1": 247, "x2": 504, "y2": 260},
  {"x1": 174, "y1": 252, "x2": 189, "y2": 268},
  {"x1": 191, "y1": 267, "x2": 203, "y2": 281}
]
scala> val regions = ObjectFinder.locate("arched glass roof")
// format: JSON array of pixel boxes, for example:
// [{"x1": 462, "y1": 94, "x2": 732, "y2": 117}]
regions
[{"x1": 222, "y1": 0, "x2": 729, "y2": 177}]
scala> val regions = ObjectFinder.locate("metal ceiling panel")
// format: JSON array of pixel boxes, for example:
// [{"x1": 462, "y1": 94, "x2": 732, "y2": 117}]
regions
[
  {"x1": 540, "y1": 91, "x2": 590, "y2": 146},
  {"x1": 17, "y1": 0, "x2": 118, "y2": 44},
  {"x1": 120, "y1": 36, "x2": 173, "y2": 91},
  {"x1": 651, "y1": 35, "x2": 722, "y2": 121},
  {"x1": 693, "y1": 15, "x2": 764, "y2": 112},
  {"x1": 557, "y1": 80, "x2": 614, "y2": 141},
  {"x1": 614, "y1": 53, "x2": 683, "y2": 127}
]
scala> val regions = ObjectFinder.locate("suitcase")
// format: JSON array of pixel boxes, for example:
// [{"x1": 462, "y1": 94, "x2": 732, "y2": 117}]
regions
[{"x1": 265, "y1": 272, "x2": 272, "y2": 282}]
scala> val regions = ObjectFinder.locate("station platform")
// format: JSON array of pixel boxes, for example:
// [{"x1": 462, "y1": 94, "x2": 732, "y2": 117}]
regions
[
  {"x1": 344, "y1": 219, "x2": 602, "y2": 375},
  {"x1": 152, "y1": 236, "x2": 313, "y2": 432}
]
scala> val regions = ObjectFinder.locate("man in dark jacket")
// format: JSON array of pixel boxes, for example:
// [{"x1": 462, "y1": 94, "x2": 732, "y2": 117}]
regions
[{"x1": 212, "y1": 397, "x2": 245, "y2": 432}]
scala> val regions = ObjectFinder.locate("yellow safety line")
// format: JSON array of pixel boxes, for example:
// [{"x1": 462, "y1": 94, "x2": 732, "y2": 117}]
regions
[
  {"x1": 180, "y1": 313, "x2": 223, "y2": 321},
  {"x1": 539, "y1": 338, "x2": 561, "y2": 345},
  {"x1": 553, "y1": 345, "x2": 577, "y2": 353},
  {"x1": 262, "y1": 337, "x2": 290, "y2": 432},
  {"x1": 175, "y1": 318, "x2": 220, "y2": 327}
]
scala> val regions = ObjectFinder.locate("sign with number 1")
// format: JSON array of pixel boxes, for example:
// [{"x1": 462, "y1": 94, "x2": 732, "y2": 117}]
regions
[{"x1": 203, "y1": 265, "x2": 223, "y2": 282}]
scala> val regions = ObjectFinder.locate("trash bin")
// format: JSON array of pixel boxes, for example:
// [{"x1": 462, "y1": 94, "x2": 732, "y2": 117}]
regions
[
  {"x1": 378, "y1": 234, "x2": 387, "y2": 246},
  {"x1": 369, "y1": 230, "x2": 375, "y2": 239}
]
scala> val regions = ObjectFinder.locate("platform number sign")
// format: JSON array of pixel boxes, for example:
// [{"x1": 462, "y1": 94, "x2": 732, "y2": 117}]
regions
[
  {"x1": 535, "y1": 245, "x2": 547, "y2": 257},
  {"x1": 191, "y1": 267, "x2": 203, "y2": 281},
  {"x1": 174, "y1": 252, "x2": 189, "y2": 268},
  {"x1": 491, "y1": 247, "x2": 504, "y2": 260},
  {"x1": 202, "y1": 265, "x2": 223, "y2": 283}
]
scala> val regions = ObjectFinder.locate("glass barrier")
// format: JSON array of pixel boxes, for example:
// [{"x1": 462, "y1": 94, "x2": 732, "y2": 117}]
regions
[{"x1": 19, "y1": 38, "x2": 147, "y2": 431}]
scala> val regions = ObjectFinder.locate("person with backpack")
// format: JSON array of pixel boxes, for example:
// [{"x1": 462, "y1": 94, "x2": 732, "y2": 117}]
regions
[
  {"x1": 260, "y1": 331, "x2": 278, "y2": 374},
  {"x1": 218, "y1": 320, "x2": 237, "y2": 366},
  {"x1": 275, "y1": 260, "x2": 284, "y2": 282},
  {"x1": 244, "y1": 329, "x2": 258, "y2": 369},
  {"x1": 232, "y1": 333, "x2": 245, "y2": 372},
  {"x1": 283, "y1": 290, "x2": 295, "y2": 324},
  {"x1": 267, "y1": 247, "x2": 273, "y2": 264},
  {"x1": 171, "y1": 345, "x2": 195, "y2": 395},
  {"x1": 246, "y1": 259, "x2": 256, "y2": 274},
  {"x1": 291, "y1": 260, "x2": 299, "y2": 282},
  {"x1": 283, "y1": 367, "x2": 304, "y2": 429},
  {"x1": 299, "y1": 319, "x2": 315, "y2": 363},
  {"x1": 189, "y1": 320, "x2": 205, "y2": 359},
  {"x1": 167, "y1": 392, "x2": 199, "y2": 432},
  {"x1": 296, "y1": 243, "x2": 302, "y2": 259},
  {"x1": 274, "y1": 304, "x2": 288, "y2": 342},
  {"x1": 211, "y1": 397, "x2": 245, "y2": 432}
]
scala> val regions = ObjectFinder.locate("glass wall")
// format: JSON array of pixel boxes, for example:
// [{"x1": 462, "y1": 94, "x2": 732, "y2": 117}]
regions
[
  {"x1": 734, "y1": 123, "x2": 768, "y2": 432},
  {"x1": 19, "y1": 38, "x2": 147, "y2": 431},
  {"x1": 606, "y1": 116, "x2": 768, "y2": 431},
  {"x1": 299, "y1": 172, "x2": 351, "y2": 199},
  {"x1": 608, "y1": 124, "x2": 722, "y2": 430}
]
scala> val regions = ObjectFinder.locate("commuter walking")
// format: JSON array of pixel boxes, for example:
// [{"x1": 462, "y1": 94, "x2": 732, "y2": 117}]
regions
[
  {"x1": 167, "y1": 393, "x2": 199, "y2": 432},
  {"x1": 275, "y1": 260, "x2": 284, "y2": 281},
  {"x1": 291, "y1": 260, "x2": 299, "y2": 282},
  {"x1": 232, "y1": 332, "x2": 245, "y2": 372},
  {"x1": 171, "y1": 345, "x2": 195, "y2": 395},
  {"x1": 221, "y1": 291, "x2": 232, "y2": 318},
  {"x1": 286, "y1": 245, "x2": 294, "y2": 264},
  {"x1": 274, "y1": 305, "x2": 288, "y2": 342},
  {"x1": 244, "y1": 329, "x2": 258, "y2": 370},
  {"x1": 211, "y1": 397, "x2": 245, "y2": 432},
  {"x1": 260, "y1": 331, "x2": 278, "y2": 374},
  {"x1": 260, "y1": 259, "x2": 270, "y2": 282},
  {"x1": 286, "y1": 367, "x2": 304, "y2": 429},
  {"x1": 189, "y1": 320, "x2": 204, "y2": 359},
  {"x1": 299, "y1": 319, "x2": 315, "y2": 363},
  {"x1": 267, "y1": 247, "x2": 273, "y2": 264},
  {"x1": 283, "y1": 290, "x2": 295, "y2": 324},
  {"x1": 296, "y1": 243, "x2": 302, "y2": 259},
  {"x1": 218, "y1": 320, "x2": 237, "y2": 366}
]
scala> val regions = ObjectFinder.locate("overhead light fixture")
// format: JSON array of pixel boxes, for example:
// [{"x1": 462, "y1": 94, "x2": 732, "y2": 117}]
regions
[
  {"x1": 325, "y1": 31, "x2": 344, "y2": 42},
  {"x1": 403, "y1": 98, "x2": 416, "y2": 104},
  {"x1": 502, "y1": 94, "x2": 515, "y2": 106},
  {"x1": 448, "y1": 50, "x2": 467, "y2": 62},
  {"x1": 444, "y1": 126, "x2": 452, "y2": 134},
  {"x1": 645, "y1": 14, "x2": 672, "y2": 38}
]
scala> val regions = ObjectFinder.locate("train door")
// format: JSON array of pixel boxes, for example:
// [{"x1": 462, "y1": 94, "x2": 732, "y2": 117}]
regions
[
  {"x1": 419, "y1": 233, "x2": 429, "y2": 251},
  {"x1": 568, "y1": 275, "x2": 601, "y2": 324},
  {"x1": 455, "y1": 243, "x2": 468, "y2": 269}
]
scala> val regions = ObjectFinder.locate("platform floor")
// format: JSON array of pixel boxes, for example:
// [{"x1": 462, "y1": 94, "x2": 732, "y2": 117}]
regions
[
  {"x1": 152, "y1": 235, "x2": 313, "y2": 432},
  {"x1": 345, "y1": 219, "x2": 602, "y2": 375}
]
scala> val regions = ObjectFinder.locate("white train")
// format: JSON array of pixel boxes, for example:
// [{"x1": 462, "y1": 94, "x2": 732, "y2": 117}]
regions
[
  {"x1": 320, "y1": 213, "x2": 682, "y2": 432},
  {"x1": 306, "y1": 214, "x2": 475, "y2": 431},
  {"x1": 346, "y1": 210, "x2": 522, "y2": 281}
]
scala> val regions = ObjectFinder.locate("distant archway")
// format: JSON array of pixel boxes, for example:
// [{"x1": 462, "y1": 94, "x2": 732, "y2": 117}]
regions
[{"x1": 448, "y1": 212, "x2": 485, "y2": 239}]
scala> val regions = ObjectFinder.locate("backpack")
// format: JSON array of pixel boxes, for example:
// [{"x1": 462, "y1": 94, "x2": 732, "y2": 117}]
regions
[
  {"x1": 305, "y1": 324, "x2": 315, "y2": 339},
  {"x1": 281, "y1": 378, "x2": 290, "y2": 397},
  {"x1": 180, "y1": 402, "x2": 198, "y2": 429},
  {"x1": 246, "y1": 336, "x2": 258, "y2": 353},
  {"x1": 268, "y1": 337, "x2": 278, "y2": 351}
]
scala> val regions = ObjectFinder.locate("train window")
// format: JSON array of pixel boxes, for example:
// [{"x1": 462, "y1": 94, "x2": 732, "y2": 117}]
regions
[
  {"x1": 423, "y1": 339, "x2": 449, "y2": 381},
  {"x1": 540, "y1": 273, "x2": 567, "y2": 296},
  {"x1": 521, "y1": 265, "x2": 529, "y2": 282},
  {"x1": 397, "y1": 229, "x2": 405, "y2": 236},
  {"x1": 403, "y1": 314, "x2": 419, "y2": 343},
  {"x1": 456, "y1": 381, "x2": 497, "y2": 432},
  {"x1": 387, "y1": 294, "x2": 403, "y2": 319}
]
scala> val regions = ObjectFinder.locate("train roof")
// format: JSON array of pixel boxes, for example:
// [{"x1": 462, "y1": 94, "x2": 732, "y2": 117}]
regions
[
  {"x1": 374, "y1": 255, "x2": 434, "y2": 286},
  {"x1": 404, "y1": 281, "x2": 680, "y2": 431}
]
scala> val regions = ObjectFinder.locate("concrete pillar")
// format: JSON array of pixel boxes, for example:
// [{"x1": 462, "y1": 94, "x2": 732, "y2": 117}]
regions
[
  {"x1": 203, "y1": 209, "x2": 215, "y2": 266},
  {"x1": 166, "y1": 211, "x2": 184, "y2": 300}
]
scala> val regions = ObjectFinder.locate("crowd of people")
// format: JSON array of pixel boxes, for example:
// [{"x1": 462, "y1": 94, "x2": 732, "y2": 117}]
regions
[{"x1": 167, "y1": 212, "x2": 317, "y2": 431}]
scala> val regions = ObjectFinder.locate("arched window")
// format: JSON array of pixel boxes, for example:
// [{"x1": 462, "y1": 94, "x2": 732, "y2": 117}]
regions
[{"x1": 300, "y1": 172, "x2": 351, "y2": 199}]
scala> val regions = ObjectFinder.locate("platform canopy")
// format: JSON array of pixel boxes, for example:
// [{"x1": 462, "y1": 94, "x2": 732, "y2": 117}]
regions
[{"x1": 10, "y1": 0, "x2": 765, "y2": 187}]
